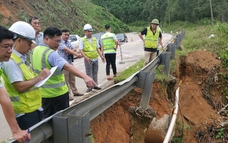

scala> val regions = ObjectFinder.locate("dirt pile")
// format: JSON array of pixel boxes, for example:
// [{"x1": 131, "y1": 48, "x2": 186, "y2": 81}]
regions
[
  {"x1": 178, "y1": 50, "x2": 228, "y2": 143},
  {"x1": 90, "y1": 50, "x2": 227, "y2": 143}
]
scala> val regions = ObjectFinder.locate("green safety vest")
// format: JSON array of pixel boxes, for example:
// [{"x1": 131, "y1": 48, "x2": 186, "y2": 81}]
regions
[
  {"x1": 0, "y1": 68, "x2": 2, "y2": 84},
  {"x1": 0, "y1": 67, "x2": 2, "y2": 78},
  {"x1": 101, "y1": 33, "x2": 116, "y2": 54},
  {"x1": 145, "y1": 27, "x2": 160, "y2": 48},
  {"x1": 82, "y1": 37, "x2": 99, "y2": 59},
  {"x1": 32, "y1": 45, "x2": 68, "y2": 98},
  {"x1": 2, "y1": 53, "x2": 41, "y2": 114}
]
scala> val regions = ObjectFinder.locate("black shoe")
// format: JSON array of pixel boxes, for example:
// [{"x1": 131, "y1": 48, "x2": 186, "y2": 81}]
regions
[
  {"x1": 74, "y1": 92, "x2": 84, "y2": 96},
  {"x1": 93, "y1": 86, "x2": 101, "y2": 90},
  {"x1": 86, "y1": 88, "x2": 92, "y2": 93}
]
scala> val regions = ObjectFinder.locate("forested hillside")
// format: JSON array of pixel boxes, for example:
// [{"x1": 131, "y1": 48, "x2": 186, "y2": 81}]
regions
[
  {"x1": 92, "y1": 0, "x2": 228, "y2": 25},
  {"x1": 0, "y1": 0, "x2": 129, "y2": 35}
]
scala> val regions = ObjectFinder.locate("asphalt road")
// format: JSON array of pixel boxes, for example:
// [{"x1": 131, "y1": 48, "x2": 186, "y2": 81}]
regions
[{"x1": 0, "y1": 32, "x2": 173, "y2": 141}]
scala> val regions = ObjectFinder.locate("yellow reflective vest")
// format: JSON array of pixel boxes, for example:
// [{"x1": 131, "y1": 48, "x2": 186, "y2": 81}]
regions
[
  {"x1": 2, "y1": 53, "x2": 41, "y2": 114},
  {"x1": 82, "y1": 37, "x2": 99, "y2": 59},
  {"x1": 145, "y1": 27, "x2": 160, "y2": 48},
  {"x1": 101, "y1": 32, "x2": 116, "y2": 54},
  {"x1": 32, "y1": 45, "x2": 68, "y2": 98}
]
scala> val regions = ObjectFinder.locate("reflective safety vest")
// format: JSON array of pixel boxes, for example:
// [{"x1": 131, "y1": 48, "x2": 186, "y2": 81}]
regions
[
  {"x1": 101, "y1": 33, "x2": 116, "y2": 54},
  {"x1": 32, "y1": 45, "x2": 68, "y2": 98},
  {"x1": 145, "y1": 27, "x2": 160, "y2": 48},
  {"x1": 2, "y1": 53, "x2": 41, "y2": 114},
  {"x1": 0, "y1": 68, "x2": 2, "y2": 78},
  {"x1": 82, "y1": 37, "x2": 99, "y2": 59},
  {"x1": 0, "y1": 68, "x2": 2, "y2": 84}
]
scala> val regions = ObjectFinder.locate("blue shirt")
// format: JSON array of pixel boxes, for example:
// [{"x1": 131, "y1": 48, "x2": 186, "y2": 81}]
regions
[
  {"x1": 36, "y1": 32, "x2": 43, "y2": 46},
  {"x1": 57, "y1": 39, "x2": 74, "y2": 65},
  {"x1": 40, "y1": 44, "x2": 67, "y2": 71}
]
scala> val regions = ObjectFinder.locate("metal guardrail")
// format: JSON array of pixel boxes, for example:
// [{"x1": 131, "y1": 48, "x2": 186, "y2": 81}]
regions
[{"x1": 8, "y1": 30, "x2": 185, "y2": 143}]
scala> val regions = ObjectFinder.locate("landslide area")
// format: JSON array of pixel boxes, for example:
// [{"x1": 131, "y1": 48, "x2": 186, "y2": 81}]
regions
[{"x1": 90, "y1": 50, "x2": 228, "y2": 143}]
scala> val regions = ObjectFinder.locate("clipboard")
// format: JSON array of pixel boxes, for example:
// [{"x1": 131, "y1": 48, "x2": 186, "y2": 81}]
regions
[{"x1": 34, "y1": 66, "x2": 58, "y2": 87}]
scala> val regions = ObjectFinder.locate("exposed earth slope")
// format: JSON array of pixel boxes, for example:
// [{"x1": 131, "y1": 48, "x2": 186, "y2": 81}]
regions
[{"x1": 91, "y1": 50, "x2": 227, "y2": 143}]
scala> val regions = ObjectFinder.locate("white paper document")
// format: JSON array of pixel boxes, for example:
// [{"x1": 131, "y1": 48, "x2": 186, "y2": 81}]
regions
[{"x1": 35, "y1": 66, "x2": 58, "y2": 87}]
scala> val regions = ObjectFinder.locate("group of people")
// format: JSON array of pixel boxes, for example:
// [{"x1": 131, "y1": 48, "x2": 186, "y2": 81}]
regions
[{"x1": 0, "y1": 17, "x2": 163, "y2": 142}]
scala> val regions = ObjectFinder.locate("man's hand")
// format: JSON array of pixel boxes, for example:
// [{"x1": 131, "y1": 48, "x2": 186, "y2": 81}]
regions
[
  {"x1": 39, "y1": 68, "x2": 51, "y2": 80},
  {"x1": 85, "y1": 56, "x2": 91, "y2": 64},
  {"x1": 100, "y1": 56, "x2": 105, "y2": 63},
  {"x1": 84, "y1": 76, "x2": 97, "y2": 88},
  {"x1": 74, "y1": 53, "x2": 82, "y2": 58},
  {"x1": 161, "y1": 45, "x2": 165, "y2": 51},
  {"x1": 13, "y1": 129, "x2": 31, "y2": 143}
]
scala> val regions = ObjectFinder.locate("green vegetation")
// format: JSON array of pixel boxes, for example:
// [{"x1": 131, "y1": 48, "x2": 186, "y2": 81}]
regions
[
  {"x1": 216, "y1": 128, "x2": 225, "y2": 139},
  {"x1": 172, "y1": 137, "x2": 182, "y2": 143},
  {"x1": 114, "y1": 60, "x2": 144, "y2": 83},
  {"x1": 90, "y1": 132, "x2": 95, "y2": 143},
  {"x1": 92, "y1": 0, "x2": 228, "y2": 25},
  {"x1": 0, "y1": 0, "x2": 129, "y2": 36}
]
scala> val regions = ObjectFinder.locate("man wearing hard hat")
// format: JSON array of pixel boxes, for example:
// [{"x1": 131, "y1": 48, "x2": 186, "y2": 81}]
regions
[
  {"x1": 79, "y1": 24, "x2": 105, "y2": 93},
  {"x1": 138, "y1": 19, "x2": 165, "y2": 66},
  {"x1": 0, "y1": 26, "x2": 31, "y2": 142},
  {"x1": 2, "y1": 21, "x2": 51, "y2": 130}
]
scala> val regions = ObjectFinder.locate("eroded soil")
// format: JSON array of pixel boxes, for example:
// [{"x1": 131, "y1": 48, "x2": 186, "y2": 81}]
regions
[{"x1": 91, "y1": 50, "x2": 227, "y2": 143}]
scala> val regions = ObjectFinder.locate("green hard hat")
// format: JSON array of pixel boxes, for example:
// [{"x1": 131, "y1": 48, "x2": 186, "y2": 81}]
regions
[{"x1": 151, "y1": 19, "x2": 159, "y2": 25}]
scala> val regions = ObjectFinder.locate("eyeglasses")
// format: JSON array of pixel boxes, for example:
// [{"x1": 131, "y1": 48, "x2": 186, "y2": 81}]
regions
[
  {"x1": 23, "y1": 38, "x2": 33, "y2": 46},
  {"x1": 0, "y1": 40, "x2": 13, "y2": 51},
  {"x1": 0, "y1": 44, "x2": 13, "y2": 51},
  {"x1": 51, "y1": 38, "x2": 61, "y2": 44}
]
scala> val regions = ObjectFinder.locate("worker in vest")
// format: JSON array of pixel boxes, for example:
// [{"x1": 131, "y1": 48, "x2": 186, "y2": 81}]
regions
[
  {"x1": 138, "y1": 19, "x2": 165, "y2": 66},
  {"x1": 0, "y1": 25, "x2": 31, "y2": 142},
  {"x1": 32, "y1": 26, "x2": 97, "y2": 118},
  {"x1": 79, "y1": 24, "x2": 105, "y2": 93},
  {"x1": 101, "y1": 24, "x2": 119, "y2": 80},
  {"x1": 2, "y1": 21, "x2": 51, "y2": 130}
]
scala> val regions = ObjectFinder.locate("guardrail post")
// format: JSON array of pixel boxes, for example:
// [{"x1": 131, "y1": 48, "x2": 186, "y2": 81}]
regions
[
  {"x1": 159, "y1": 52, "x2": 171, "y2": 76},
  {"x1": 167, "y1": 43, "x2": 175, "y2": 59},
  {"x1": 53, "y1": 112, "x2": 69, "y2": 143},
  {"x1": 68, "y1": 110, "x2": 90, "y2": 143},
  {"x1": 138, "y1": 71, "x2": 155, "y2": 109},
  {"x1": 176, "y1": 34, "x2": 180, "y2": 47},
  {"x1": 174, "y1": 35, "x2": 178, "y2": 48}
]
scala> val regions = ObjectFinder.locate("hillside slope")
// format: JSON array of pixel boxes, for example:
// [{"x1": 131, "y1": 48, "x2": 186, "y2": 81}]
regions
[{"x1": 0, "y1": 0, "x2": 129, "y2": 36}]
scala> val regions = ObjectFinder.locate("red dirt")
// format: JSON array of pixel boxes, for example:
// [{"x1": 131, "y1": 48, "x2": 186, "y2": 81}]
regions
[{"x1": 91, "y1": 50, "x2": 225, "y2": 143}]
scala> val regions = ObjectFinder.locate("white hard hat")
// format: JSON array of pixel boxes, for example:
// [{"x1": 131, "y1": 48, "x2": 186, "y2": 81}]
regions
[
  {"x1": 9, "y1": 21, "x2": 36, "y2": 44},
  {"x1": 83, "y1": 24, "x2": 93, "y2": 31}
]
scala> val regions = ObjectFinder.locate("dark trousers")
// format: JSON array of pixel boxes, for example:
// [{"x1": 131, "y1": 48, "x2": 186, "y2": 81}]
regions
[
  {"x1": 16, "y1": 110, "x2": 42, "y2": 130},
  {"x1": 105, "y1": 53, "x2": 117, "y2": 75},
  {"x1": 42, "y1": 92, "x2": 69, "y2": 118}
]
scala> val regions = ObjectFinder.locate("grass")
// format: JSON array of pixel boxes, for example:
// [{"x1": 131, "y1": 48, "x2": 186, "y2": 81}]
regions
[
  {"x1": 114, "y1": 60, "x2": 144, "y2": 83},
  {"x1": 113, "y1": 59, "x2": 172, "y2": 84}
]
